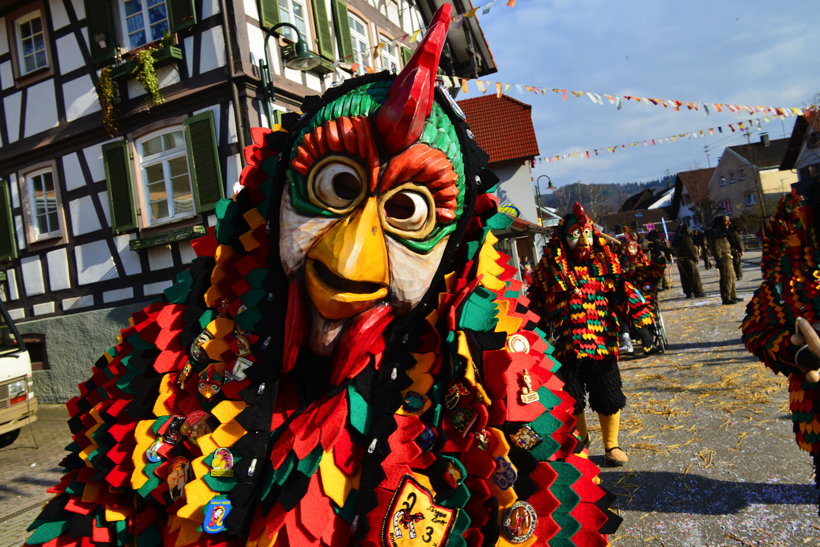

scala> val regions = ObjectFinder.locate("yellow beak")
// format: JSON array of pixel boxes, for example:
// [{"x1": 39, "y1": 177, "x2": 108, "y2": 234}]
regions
[{"x1": 305, "y1": 197, "x2": 390, "y2": 320}]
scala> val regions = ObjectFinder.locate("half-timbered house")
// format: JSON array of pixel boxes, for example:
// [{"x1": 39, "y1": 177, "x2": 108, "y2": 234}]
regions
[{"x1": 0, "y1": 0, "x2": 496, "y2": 401}]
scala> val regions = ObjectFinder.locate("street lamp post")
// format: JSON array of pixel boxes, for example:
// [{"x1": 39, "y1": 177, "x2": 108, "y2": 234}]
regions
[
  {"x1": 535, "y1": 174, "x2": 553, "y2": 226},
  {"x1": 258, "y1": 23, "x2": 322, "y2": 128}
]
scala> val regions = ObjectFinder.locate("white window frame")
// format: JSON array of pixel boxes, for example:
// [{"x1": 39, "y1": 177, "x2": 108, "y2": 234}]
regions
[
  {"x1": 379, "y1": 35, "x2": 399, "y2": 73},
  {"x1": 20, "y1": 164, "x2": 64, "y2": 244},
  {"x1": 118, "y1": 0, "x2": 170, "y2": 51},
  {"x1": 134, "y1": 127, "x2": 195, "y2": 228},
  {"x1": 277, "y1": 0, "x2": 311, "y2": 44},
  {"x1": 348, "y1": 13, "x2": 371, "y2": 73},
  {"x1": 15, "y1": 10, "x2": 48, "y2": 76}
]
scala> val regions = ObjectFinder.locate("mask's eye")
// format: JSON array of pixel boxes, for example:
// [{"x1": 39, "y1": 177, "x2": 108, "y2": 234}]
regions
[
  {"x1": 569, "y1": 229, "x2": 581, "y2": 240},
  {"x1": 381, "y1": 184, "x2": 435, "y2": 239},
  {"x1": 583, "y1": 228, "x2": 592, "y2": 239},
  {"x1": 308, "y1": 156, "x2": 365, "y2": 213}
]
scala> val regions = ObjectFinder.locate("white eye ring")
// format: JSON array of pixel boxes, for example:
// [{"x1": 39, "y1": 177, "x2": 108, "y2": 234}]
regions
[
  {"x1": 308, "y1": 156, "x2": 366, "y2": 213},
  {"x1": 380, "y1": 183, "x2": 436, "y2": 239}
]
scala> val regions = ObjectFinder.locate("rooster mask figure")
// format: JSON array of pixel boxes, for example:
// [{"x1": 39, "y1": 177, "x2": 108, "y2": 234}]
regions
[{"x1": 27, "y1": 6, "x2": 620, "y2": 546}]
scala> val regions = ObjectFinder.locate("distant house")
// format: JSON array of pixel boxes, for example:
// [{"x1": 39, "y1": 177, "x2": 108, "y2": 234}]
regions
[
  {"x1": 707, "y1": 133, "x2": 797, "y2": 219},
  {"x1": 457, "y1": 94, "x2": 546, "y2": 267},
  {"x1": 599, "y1": 186, "x2": 676, "y2": 236},
  {"x1": 670, "y1": 167, "x2": 715, "y2": 228},
  {"x1": 780, "y1": 115, "x2": 820, "y2": 192}
]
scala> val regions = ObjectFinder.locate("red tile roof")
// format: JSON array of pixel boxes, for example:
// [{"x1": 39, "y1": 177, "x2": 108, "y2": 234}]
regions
[
  {"x1": 457, "y1": 95, "x2": 540, "y2": 164},
  {"x1": 677, "y1": 167, "x2": 714, "y2": 202}
]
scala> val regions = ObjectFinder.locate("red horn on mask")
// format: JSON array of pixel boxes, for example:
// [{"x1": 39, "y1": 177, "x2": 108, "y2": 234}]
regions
[
  {"x1": 375, "y1": 3, "x2": 452, "y2": 154},
  {"x1": 572, "y1": 202, "x2": 590, "y2": 225}
]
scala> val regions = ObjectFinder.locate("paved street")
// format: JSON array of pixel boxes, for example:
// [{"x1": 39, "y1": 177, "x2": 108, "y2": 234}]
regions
[{"x1": 1, "y1": 251, "x2": 817, "y2": 546}]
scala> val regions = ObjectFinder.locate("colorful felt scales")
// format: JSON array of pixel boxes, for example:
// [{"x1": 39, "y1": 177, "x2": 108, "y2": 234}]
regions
[
  {"x1": 528, "y1": 205, "x2": 653, "y2": 361},
  {"x1": 742, "y1": 186, "x2": 820, "y2": 491},
  {"x1": 28, "y1": 6, "x2": 620, "y2": 546}
]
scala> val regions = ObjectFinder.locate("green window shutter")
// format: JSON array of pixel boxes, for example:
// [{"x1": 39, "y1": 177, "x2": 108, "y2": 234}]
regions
[
  {"x1": 102, "y1": 141, "x2": 138, "y2": 234},
  {"x1": 185, "y1": 111, "x2": 224, "y2": 213},
  {"x1": 332, "y1": 0, "x2": 353, "y2": 60},
  {"x1": 168, "y1": 0, "x2": 197, "y2": 33},
  {"x1": 0, "y1": 179, "x2": 18, "y2": 262},
  {"x1": 401, "y1": 45, "x2": 413, "y2": 66},
  {"x1": 260, "y1": 0, "x2": 281, "y2": 28},
  {"x1": 312, "y1": 0, "x2": 334, "y2": 59},
  {"x1": 84, "y1": 0, "x2": 116, "y2": 62}
]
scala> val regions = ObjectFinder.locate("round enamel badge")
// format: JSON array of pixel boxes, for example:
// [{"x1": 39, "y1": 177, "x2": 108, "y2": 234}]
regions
[
  {"x1": 506, "y1": 333, "x2": 531, "y2": 354},
  {"x1": 502, "y1": 500, "x2": 537, "y2": 543}
]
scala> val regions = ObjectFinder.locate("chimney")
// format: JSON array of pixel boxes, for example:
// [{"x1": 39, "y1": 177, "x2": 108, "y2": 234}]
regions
[{"x1": 760, "y1": 132, "x2": 770, "y2": 147}]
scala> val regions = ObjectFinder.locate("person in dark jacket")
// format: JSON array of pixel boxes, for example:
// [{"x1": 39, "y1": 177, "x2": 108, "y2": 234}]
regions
[
  {"x1": 728, "y1": 220, "x2": 744, "y2": 280},
  {"x1": 692, "y1": 228, "x2": 711, "y2": 269},
  {"x1": 645, "y1": 230, "x2": 672, "y2": 290},
  {"x1": 671, "y1": 226, "x2": 705, "y2": 298},
  {"x1": 710, "y1": 215, "x2": 741, "y2": 305}
]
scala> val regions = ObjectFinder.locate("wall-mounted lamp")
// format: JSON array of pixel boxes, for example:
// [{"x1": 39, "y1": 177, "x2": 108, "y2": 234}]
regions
[{"x1": 258, "y1": 22, "x2": 322, "y2": 128}]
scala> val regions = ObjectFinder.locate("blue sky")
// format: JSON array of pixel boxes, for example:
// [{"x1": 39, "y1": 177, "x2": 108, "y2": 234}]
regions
[{"x1": 462, "y1": 0, "x2": 820, "y2": 188}]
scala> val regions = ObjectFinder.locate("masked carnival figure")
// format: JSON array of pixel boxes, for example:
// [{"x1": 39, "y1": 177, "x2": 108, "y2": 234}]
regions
[
  {"x1": 742, "y1": 182, "x2": 820, "y2": 510},
  {"x1": 27, "y1": 7, "x2": 621, "y2": 546},
  {"x1": 616, "y1": 229, "x2": 665, "y2": 354},
  {"x1": 528, "y1": 204, "x2": 654, "y2": 467}
]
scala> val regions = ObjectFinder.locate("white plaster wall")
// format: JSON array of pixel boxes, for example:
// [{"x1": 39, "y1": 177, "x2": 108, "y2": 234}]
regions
[
  {"x1": 4, "y1": 91, "x2": 21, "y2": 143},
  {"x1": 63, "y1": 295, "x2": 93, "y2": 310},
  {"x1": 24, "y1": 80, "x2": 59, "y2": 137},
  {"x1": 144, "y1": 279, "x2": 172, "y2": 295},
  {"x1": 64, "y1": 74, "x2": 100, "y2": 121},
  {"x1": 56, "y1": 32, "x2": 84, "y2": 74},
  {"x1": 147, "y1": 246, "x2": 174, "y2": 270},
  {"x1": 103, "y1": 287, "x2": 133, "y2": 303},
  {"x1": 69, "y1": 195, "x2": 102, "y2": 235},
  {"x1": 198, "y1": 27, "x2": 227, "y2": 74},
  {"x1": 14, "y1": 215, "x2": 25, "y2": 252},
  {"x1": 75, "y1": 240, "x2": 118, "y2": 285},
  {"x1": 6, "y1": 268, "x2": 18, "y2": 300},
  {"x1": 114, "y1": 235, "x2": 141, "y2": 276},
  {"x1": 226, "y1": 153, "x2": 242, "y2": 197},
  {"x1": 8, "y1": 308, "x2": 25, "y2": 320},
  {"x1": 127, "y1": 65, "x2": 180, "y2": 99},
  {"x1": 50, "y1": 0, "x2": 70, "y2": 30},
  {"x1": 9, "y1": 173, "x2": 19, "y2": 208},
  {"x1": 202, "y1": 0, "x2": 221, "y2": 19},
  {"x1": 83, "y1": 143, "x2": 107, "y2": 184},
  {"x1": 46, "y1": 248, "x2": 71, "y2": 291},
  {"x1": 97, "y1": 190, "x2": 111, "y2": 226},
  {"x1": 21, "y1": 256, "x2": 45, "y2": 295},
  {"x1": 493, "y1": 161, "x2": 538, "y2": 224},
  {"x1": 62, "y1": 152, "x2": 85, "y2": 192},
  {"x1": 32, "y1": 301, "x2": 55, "y2": 316},
  {"x1": 243, "y1": 0, "x2": 258, "y2": 20},
  {"x1": 179, "y1": 241, "x2": 197, "y2": 264},
  {"x1": 0, "y1": 61, "x2": 13, "y2": 90},
  {"x1": 70, "y1": 0, "x2": 85, "y2": 20}
]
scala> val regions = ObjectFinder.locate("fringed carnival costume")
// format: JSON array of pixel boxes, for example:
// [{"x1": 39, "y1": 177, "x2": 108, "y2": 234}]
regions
[
  {"x1": 528, "y1": 204, "x2": 654, "y2": 466},
  {"x1": 742, "y1": 183, "x2": 820, "y2": 509},
  {"x1": 27, "y1": 7, "x2": 621, "y2": 546},
  {"x1": 618, "y1": 230, "x2": 665, "y2": 308}
]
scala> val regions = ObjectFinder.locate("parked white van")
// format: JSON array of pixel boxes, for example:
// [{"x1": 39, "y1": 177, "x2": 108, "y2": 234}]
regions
[{"x1": 0, "y1": 300, "x2": 37, "y2": 447}]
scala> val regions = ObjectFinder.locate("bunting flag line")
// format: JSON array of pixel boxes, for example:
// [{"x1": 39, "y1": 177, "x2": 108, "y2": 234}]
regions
[{"x1": 534, "y1": 114, "x2": 787, "y2": 164}]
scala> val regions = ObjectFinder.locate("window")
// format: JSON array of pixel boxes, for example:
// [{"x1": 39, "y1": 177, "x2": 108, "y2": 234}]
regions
[
  {"x1": 21, "y1": 333, "x2": 48, "y2": 371},
  {"x1": 277, "y1": 0, "x2": 310, "y2": 43},
  {"x1": 729, "y1": 172, "x2": 735, "y2": 184},
  {"x1": 24, "y1": 169, "x2": 60, "y2": 239},
  {"x1": 120, "y1": 0, "x2": 170, "y2": 50},
  {"x1": 137, "y1": 129, "x2": 194, "y2": 225},
  {"x1": 746, "y1": 193, "x2": 756, "y2": 206},
  {"x1": 102, "y1": 112, "x2": 224, "y2": 234},
  {"x1": 85, "y1": 0, "x2": 194, "y2": 62},
  {"x1": 738, "y1": 168, "x2": 746, "y2": 181},
  {"x1": 719, "y1": 176, "x2": 726, "y2": 187},
  {"x1": 379, "y1": 36, "x2": 399, "y2": 73},
  {"x1": 348, "y1": 13, "x2": 371, "y2": 72},
  {"x1": 16, "y1": 11, "x2": 48, "y2": 75}
]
